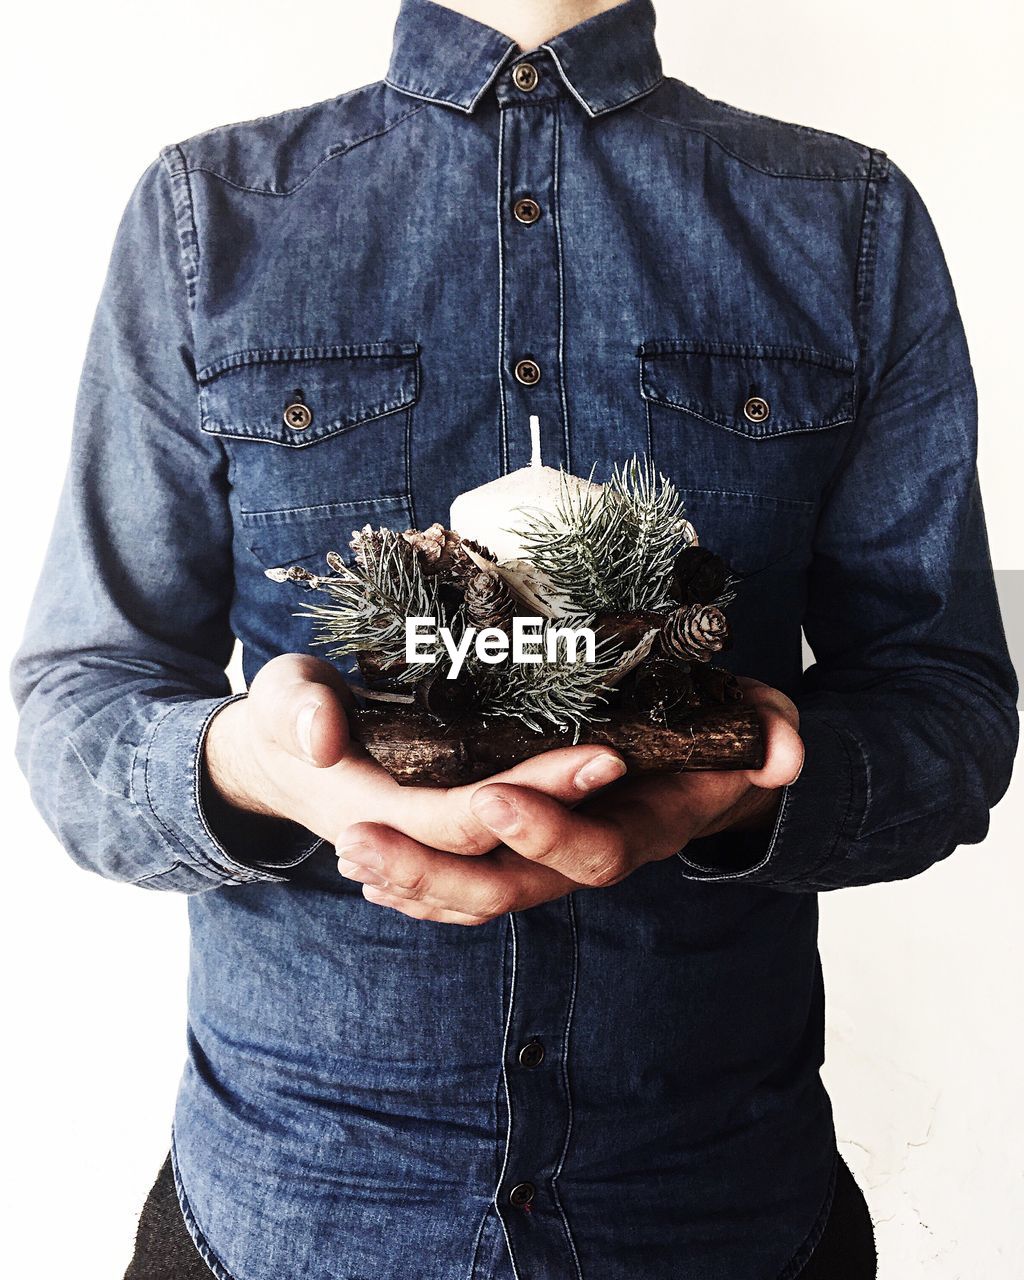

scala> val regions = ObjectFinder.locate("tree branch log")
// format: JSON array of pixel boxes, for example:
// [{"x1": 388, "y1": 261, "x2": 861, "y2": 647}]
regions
[{"x1": 349, "y1": 701, "x2": 764, "y2": 787}]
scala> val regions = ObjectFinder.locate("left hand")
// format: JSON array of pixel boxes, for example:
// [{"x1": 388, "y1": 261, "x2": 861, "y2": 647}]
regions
[{"x1": 334, "y1": 678, "x2": 804, "y2": 925}]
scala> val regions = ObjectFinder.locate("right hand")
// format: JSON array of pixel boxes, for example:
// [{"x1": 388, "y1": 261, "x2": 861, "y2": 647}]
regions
[{"x1": 203, "y1": 653, "x2": 629, "y2": 857}]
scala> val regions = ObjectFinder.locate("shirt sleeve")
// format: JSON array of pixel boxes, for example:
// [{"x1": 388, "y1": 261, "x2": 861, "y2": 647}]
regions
[
  {"x1": 9, "y1": 151, "x2": 324, "y2": 894},
  {"x1": 678, "y1": 156, "x2": 1019, "y2": 891}
]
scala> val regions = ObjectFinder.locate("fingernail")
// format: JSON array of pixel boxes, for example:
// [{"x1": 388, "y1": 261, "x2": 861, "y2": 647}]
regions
[
  {"x1": 334, "y1": 840, "x2": 381, "y2": 869},
  {"x1": 296, "y1": 699, "x2": 321, "y2": 763},
  {"x1": 574, "y1": 754, "x2": 627, "y2": 791},
  {"x1": 338, "y1": 858, "x2": 389, "y2": 887},
  {"x1": 471, "y1": 793, "x2": 519, "y2": 834}
]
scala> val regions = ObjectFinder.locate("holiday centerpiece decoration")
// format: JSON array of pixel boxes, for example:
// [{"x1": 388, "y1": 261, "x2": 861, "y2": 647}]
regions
[{"x1": 266, "y1": 417, "x2": 764, "y2": 785}]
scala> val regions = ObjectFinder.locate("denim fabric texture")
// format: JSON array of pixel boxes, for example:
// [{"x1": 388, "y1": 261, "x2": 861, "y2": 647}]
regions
[
  {"x1": 11, "y1": 0, "x2": 1018, "y2": 1277},
  {"x1": 124, "y1": 1149, "x2": 876, "y2": 1279}
]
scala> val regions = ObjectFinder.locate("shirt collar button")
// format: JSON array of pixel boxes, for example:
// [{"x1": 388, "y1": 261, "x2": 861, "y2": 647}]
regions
[{"x1": 512, "y1": 62, "x2": 540, "y2": 92}]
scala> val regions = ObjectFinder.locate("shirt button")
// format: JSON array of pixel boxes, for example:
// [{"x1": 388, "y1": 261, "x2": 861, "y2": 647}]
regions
[
  {"x1": 518, "y1": 1039, "x2": 545, "y2": 1068},
  {"x1": 513, "y1": 197, "x2": 542, "y2": 225},
  {"x1": 509, "y1": 1181, "x2": 536, "y2": 1208},
  {"x1": 283, "y1": 399, "x2": 313, "y2": 431},
  {"x1": 514, "y1": 358, "x2": 542, "y2": 386},
  {"x1": 742, "y1": 395, "x2": 770, "y2": 423},
  {"x1": 512, "y1": 62, "x2": 540, "y2": 92}
]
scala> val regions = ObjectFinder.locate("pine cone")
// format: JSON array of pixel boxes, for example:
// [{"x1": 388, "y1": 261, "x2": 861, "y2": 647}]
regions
[
  {"x1": 401, "y1": 522, "x2": 463, "y2": 576},
  {"x1": 661, "y1": 604, "x2": 730, "y2": 663},
  {"x1": 448, "y1": 536, "x2": 499, "y2": 589},
  {"x1": 465, "y1": 569, "x2": 515, "y2": 631},
  {"x1": 349, "y1": 523, "x2": 382, "y2": 568},
  {"x1": 668, "y1": 546, "x2": 730, "y2": 605},
  {"x1": 264, "y1": 563, "x2": 320, "y2": 585}
]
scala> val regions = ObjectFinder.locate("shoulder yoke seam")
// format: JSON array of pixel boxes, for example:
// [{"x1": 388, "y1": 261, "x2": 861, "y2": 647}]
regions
[
  {"x1": 161, "y1": 99, "x2": 427, "y2": 197},
  {"x1": 631, "y1": 82, "x2": 888, "y2": 182},
  {"x1": 165, "y1": 81, "x2": 371, "y2": 150}
]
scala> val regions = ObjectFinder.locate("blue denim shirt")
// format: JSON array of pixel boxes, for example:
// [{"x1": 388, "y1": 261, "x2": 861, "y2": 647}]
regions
[{"x1": 11, "y1": 1, "x2": 1018, "y2": 1277}]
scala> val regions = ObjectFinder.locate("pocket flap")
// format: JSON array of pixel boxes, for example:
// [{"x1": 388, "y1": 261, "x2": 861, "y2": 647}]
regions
[
  {"x1": 197, "y1": 342, "x2": 420, "y2": 447},
  {"x1": 241, "y1": 494, "x2": 415, "y2": 569},
  {"x1": 638, "y1": 339, "x2": 855, "y2": 438}
]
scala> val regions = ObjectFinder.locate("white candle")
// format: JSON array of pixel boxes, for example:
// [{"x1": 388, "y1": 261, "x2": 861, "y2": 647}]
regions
[{"x1": 449, "y1": 417, "x2": 603, "y2": 563}]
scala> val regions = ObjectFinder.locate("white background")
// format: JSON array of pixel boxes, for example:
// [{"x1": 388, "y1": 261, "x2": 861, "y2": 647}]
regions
[{"x1": 1, "y1": 2, "x2": 1021, "y2": 1276}]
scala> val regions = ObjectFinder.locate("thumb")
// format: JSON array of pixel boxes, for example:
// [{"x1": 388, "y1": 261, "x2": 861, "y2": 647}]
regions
[{"x1": 248, "y1": 653, "x2": 355, "y2": 768}]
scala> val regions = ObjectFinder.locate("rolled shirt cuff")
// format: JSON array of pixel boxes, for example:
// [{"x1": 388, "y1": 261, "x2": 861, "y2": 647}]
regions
[
  {"x1": 676, "y1": 710, "x2": 860, "y2": 891},
  {"x1": 141, "y1": 692, "x2": 325, "y2": 888}
]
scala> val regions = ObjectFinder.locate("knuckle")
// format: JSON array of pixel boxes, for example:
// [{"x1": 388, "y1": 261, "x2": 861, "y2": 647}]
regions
[
  {"x1": 579, "y1": 861, "x2": 618, "y2": 888},
  {"x1": 393, "y1": 867, "x2": 430, "y2": 900},
  {"x1": 476, "y1": 886, "x2": 514, "y2": 920},
  {"x1": 526, "y1": 823, "x2": 565, "y2": 865},
  {"x1": 250, "y1": 654, "x2": 304, "y2": 705},
  {"x1": 253, "y1": 652, "x2": 303, "y2": 683}
]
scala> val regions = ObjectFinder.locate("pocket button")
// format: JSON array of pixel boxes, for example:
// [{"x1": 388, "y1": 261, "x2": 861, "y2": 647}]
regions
[
  {"x1": 742, "y1": 395, "x2": 770, "y2": 424},
  {"x1": 283, "y1": 400, "x2": 313, "y2": 431}
]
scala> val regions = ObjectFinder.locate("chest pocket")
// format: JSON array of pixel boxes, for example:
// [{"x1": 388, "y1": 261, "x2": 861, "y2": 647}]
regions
[
  {"x1": 638, "y1": 338, "x2": 857, "y2": 575},
  {"x1": 197, "y1": 341, "x2": 419, "y2": 570}
]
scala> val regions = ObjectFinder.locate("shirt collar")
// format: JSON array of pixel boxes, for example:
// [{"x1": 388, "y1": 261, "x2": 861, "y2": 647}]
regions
[{"x1": 385, "y1": 0, "x2": 664, "y2": 118}]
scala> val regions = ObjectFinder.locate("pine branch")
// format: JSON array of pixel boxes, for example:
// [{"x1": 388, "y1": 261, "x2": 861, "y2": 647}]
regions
[
  {"x1": 295, "y1": 532, "x2": 451, "y2": 683},
  {"x1": 469, "y1": 618, "x2": 623, "y2": 742},
  {"x1": 513, "y1": 453, "x2": 696, "y2": 614}
]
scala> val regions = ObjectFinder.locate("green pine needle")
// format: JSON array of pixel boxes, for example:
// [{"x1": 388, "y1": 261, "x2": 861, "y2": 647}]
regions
[
  {"x1": 468, "y1": 617, "x2": 623, "y2": 741},
  {"x1": 296, "y1": 532, "x2": 452, "y2": 684},
  {"x1": 512, "y1": 453, "x2": 695, "y2": 614}
]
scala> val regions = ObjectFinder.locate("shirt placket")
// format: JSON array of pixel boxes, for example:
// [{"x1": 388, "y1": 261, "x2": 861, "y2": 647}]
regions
[
  {"x1": 495, "y1": 52, "x2": 570, "y2": 474},
  {"x1": 493, "y1": 895, "x2": 583, "y2": 1279},
  {"x1": 488, "y1": 55, "x2": 583, "y2": 1279}
]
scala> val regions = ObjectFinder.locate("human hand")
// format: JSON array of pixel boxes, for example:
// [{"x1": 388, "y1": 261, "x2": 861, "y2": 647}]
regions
[
  {"x1": 332, "y1": 678, "x2": 803, "y2": 924},
  {"x1": 202, "y1": 652, "x2": 630, "y2": 853}
]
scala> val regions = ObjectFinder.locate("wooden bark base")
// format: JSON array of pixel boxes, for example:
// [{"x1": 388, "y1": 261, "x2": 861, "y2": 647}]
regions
[{"x1": 349, "y1": 701, "x2": 764, "y2": 787}]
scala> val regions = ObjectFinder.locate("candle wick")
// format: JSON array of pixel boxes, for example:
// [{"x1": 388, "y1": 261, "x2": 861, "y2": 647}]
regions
[{"x1": 529, "y1": 415, "x2": 542, "y2": 468}]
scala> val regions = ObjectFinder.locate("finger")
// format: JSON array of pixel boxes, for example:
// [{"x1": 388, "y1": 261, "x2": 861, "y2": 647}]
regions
[
  {"x1": 377, "y1": 745, "x2": 627, "y2": 857},
  {"x1": 335, "y1": 820, "x2": 574, "y2": 917},
  {"x1": 735, "y1": 681, "x2": 804, "y2": 789},
  {"x1": 247, "y1": 652, "x2": 355, "y2": 767},
  {"x1": 734, "y1": 676, "x2": 800, "y2": 729},
  {"x1": 360, "y1": 885, "x2": 491, "y2": 927},
  {"x1": 574, "y1": 691, "x2": 802, "y2": 847},
  {"x1": 464, "y1": 781, "x2": 645, "y2": 887},
  {"x1": 280, "y1": 714, "x2": 628, "y2": 854}
]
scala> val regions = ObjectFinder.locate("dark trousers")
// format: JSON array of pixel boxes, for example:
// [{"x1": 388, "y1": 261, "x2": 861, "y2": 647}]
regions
[{"x1": 125, "y1": 1150, "x2": 877, "y2": 1279}]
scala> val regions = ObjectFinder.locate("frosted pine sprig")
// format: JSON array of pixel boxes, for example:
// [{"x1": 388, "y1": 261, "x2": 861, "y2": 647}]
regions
[
  {"x1": 296, "y1": 529, "x2": 452, "y2": 683},
  {"x1": 513, "y1": 454, "x2": 696, "y2": 615}
]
